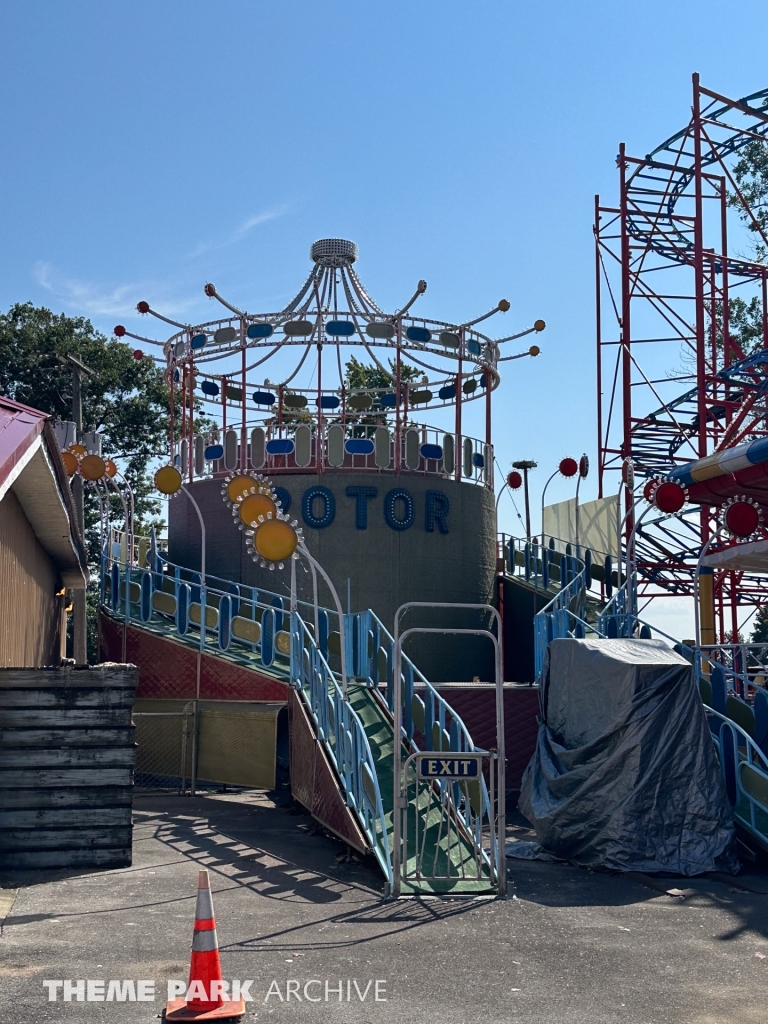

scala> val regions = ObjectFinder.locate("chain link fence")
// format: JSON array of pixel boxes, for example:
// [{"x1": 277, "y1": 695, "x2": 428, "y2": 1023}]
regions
[{"x1": 133, "y1": 703, "x2": 194, "y2": 792}]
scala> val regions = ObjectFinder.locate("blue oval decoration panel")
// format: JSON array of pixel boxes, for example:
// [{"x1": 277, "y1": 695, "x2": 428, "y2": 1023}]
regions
[
  {"x1": 420, "y1": 443, "x2": 443, "y2": 461},
  {"x1": 247, "y1": 323, "x2": 274, "y2": 339},
  {"x1": 472, "y1": 452, "x2": 485, "y2": 468},
  {"x1": 406, "y1": 326, "x2": 431, "y2": 344},
  {"x1": 438, "y1": 384, "x2": 456, "y2": 400},
  {"x1": 204, "y1": 444, "x2": 224, "y2": 461},
  {"x1": 252, "y1": 391, "x2": 276, "y2": 405},
  {"x1": 319, "y1": 395, "x2": 341, "y2": 409},
  {"x1": 201, "y1": 380, "x2": 220, "y2": 396},
  {"x1": 344, "y1": 438, "x2": 375, "y2": 456},
  {"x1": 467, "y1": 339, "x2": 481, "y2": 355},
  {"x1": 325, "y1": 320, "x2": 355, "y2": 336},
  {"x1": 380, "y1": 393, "x2": 397, "y2": 408},
  {"x1": 191, "y1": 333, "x2": 207, "y2": 350},
  {"x1": 266, "y1": 439, "x2": 295, "y2": 456}
]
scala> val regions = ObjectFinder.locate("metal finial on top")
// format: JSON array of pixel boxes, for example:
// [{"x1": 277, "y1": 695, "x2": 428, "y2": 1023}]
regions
[{"x1": 310, "y1": 238, "x2": 359, "y2": 267}]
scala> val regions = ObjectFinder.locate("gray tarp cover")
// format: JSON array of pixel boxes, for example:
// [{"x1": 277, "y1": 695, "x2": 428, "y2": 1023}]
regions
[{"x1": 519, "y1": 638, "x2": 738, "y2": 874}]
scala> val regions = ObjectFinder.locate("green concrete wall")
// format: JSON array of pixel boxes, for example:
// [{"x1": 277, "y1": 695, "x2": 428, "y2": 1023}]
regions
[{"x1": 168, "y1": 472, "x2": 496, "y2": 682}]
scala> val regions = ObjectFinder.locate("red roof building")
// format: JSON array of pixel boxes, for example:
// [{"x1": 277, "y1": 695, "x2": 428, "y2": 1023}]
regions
[{"x1": 0, "y1": 395, "x2": 87, "y2": 667}]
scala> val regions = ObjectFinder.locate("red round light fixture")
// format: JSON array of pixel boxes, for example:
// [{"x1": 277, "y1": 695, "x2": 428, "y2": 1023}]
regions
[
  {"x1": 507, "y1": 471, "x2": 523, "y2": 490},
  {"x1": 653, "y1": 481, "x2": 686, "y2": 514},
  {"x1": 114, "y1": 325, "x2": 126, "y2": 337},
  {"x1": 136, "y1": 301, "x2": 150, "y2": 314},
  {"x1": 559, "y1": 457, "x2": 578, "y2": 478},
  {"x1": 723, "y1": 499, "x2": 761, "y2": 539}
]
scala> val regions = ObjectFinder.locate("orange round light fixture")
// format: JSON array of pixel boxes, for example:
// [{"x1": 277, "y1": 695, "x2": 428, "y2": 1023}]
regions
[
  {"x1": 239, "y1": 492, "x2": 277, "y2": 526},
  {"x1": 254, "y1": 518, "x2": 298, "y2": 562},
  {"x1": 61, "y1": 450, "x2": 79, "y2": 476},
  {"x1": 105, "y1": 459, "x2": 118, "y2": 477},
  {"x1": 69, "y1": 443, "x2": 87, "y2": 457},
  {"x1": 226, "y1": 475, "x2": 256, "y2": 504},
  {"x1": 80, "y1": 454, "x2": 106, "y2": 480},
  {"x1": 154, "y1": 465, "x2": 183, "y2": 495}
]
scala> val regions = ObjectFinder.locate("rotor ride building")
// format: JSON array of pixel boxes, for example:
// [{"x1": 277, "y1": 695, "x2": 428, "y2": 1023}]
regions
[{"x1": 128, "y1": 239, "x2": 543, "y2": 681}]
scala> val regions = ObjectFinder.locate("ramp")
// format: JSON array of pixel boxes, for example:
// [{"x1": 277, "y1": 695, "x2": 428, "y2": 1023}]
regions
[{"x1": 347, "y1": 682, "x2": 494, "y2": 894}]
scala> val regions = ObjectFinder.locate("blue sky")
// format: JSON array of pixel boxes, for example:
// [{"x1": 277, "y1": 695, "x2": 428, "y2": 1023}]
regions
[{"x1": 1, "y1": 0, "x2": 766, "y2": 597}]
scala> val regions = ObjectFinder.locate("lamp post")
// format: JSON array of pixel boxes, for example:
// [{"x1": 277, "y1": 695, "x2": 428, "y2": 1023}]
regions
[
  {"x1": 60, "y1": 353, "x2": 97, "y2": 666},
  {"x1": 574, "y1": 454, "x2": 589, "y2": 556},
  {"x1": 512, "y1": 460, "x2": 537, "y2": 541},
  {"x1": 540, "y1": 457, "x2": 578, "y2": 545}
]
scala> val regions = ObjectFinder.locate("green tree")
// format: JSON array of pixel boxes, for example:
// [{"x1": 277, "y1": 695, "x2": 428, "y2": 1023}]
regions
[
  {"x1": 0, "y1": 302, "x2": 176, "y2": 660},
  {"x1": 751, "y1": 607, "x2": 768, "y2": 644},
  {"x1": 731, "y1": 139, "x2": 768, "y2": 263}
]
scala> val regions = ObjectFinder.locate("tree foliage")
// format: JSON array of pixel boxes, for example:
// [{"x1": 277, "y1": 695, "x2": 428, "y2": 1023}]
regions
[
  {"x1": 731, "y1": 139, "x2": 768, "y2": 263},
  {"x1": 0, "y1": 303, "x2": 176, "y2": 660},
  {"x1": 0, "y1": 303, "x2": 172, "y2": 532}
]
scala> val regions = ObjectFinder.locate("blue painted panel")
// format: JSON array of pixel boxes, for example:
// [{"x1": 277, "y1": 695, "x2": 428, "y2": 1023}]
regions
[
  {"x1": 438, "y1": 384, "x2": 456, "y2": 400},
  {"x1": 247, "y1": 322, "x2": 274, "y2": 339},
  {"x1": 380, "y1": 393, "x2": 397, "y2": 407},
  {"x1": 204, "y1": 444, "x2": 224, "y2": 461},
  {"x1": 218, "y1": 595, "x2": 232, "y2": 650},
  {"x1": 467, "y1": 339, "x2": 481, "y2": 355},
  {"x1": 472, "y1": 452, "x2": 485, "y2": 468},
  {"x1": 261, "y1": 608, "x2": 275, "y2": 667},
  {"x1": 251, "y1": 390, "x2": 276, "y2": 405},
  {"x1": 266, "y1": 438, "x2": 295, "y2": 455},
  {"x1": 325, "y1": 320, "x2": 356, "y2": 336},
  {"x1": 318, "y1": 609, "x2": 329, "y2": 660},
  {"x1": 140, "y1": 571, "x2": 152, "y2": 622},
  {"x1": 344, "y1": 438, "x2": 375, "y2": 456},
  {"x1": 406, "y1": 326, "x2": 431, "y2": 344},
  {"x1": 191, "y1": 334, "x2": 207, "y2": 350},
  {"x1": 319, "y1": 395, "x2": 341, "y2": 409},
  {"x1": 176, "y1": 584, "x2": 190, "y2": 636},
  {"x1": 420, "y1": 443, "x2": 443, "y2": 461},
  {"x1": 201, "y1": 380, "x2": 219, "y2": 397}
]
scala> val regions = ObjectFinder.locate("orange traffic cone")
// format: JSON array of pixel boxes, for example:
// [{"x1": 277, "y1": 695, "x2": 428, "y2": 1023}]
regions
[{"x1": 164, "y1": 869, "x2": 245, "y2": 1021}]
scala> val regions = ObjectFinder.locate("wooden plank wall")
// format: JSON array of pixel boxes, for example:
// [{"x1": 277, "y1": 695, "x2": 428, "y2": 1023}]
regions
[
  {"x1": 0, "y1": 664, "x2": 138, "y2": 869},
  {"x1": 0, "y1": 489, "x2": 63, "y2": 667}
]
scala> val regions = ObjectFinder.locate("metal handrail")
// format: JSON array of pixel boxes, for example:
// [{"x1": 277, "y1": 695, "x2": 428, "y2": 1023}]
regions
[
  {"x1": 290, "y1": 612, "x2": 393, "y2": 886},
  {"x1": 703, "y1": 702, "x2": 768, "y2": 848}
]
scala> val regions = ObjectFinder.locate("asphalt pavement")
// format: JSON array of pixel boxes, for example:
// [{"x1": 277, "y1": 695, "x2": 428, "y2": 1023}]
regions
[{"x1": 2, "y1": 788, "x2": 768, "y2": 1024}]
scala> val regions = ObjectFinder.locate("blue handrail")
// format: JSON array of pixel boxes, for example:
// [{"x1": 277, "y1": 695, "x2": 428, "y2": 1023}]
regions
[{"x1": 290, "y1": 613, "x2": 393, "y2": 883}]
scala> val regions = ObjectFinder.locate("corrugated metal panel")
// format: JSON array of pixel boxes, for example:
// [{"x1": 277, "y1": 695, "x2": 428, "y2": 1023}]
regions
[
  {"x1": 0, "y1": 489, "x2": 61, "y2": 668},
  {"x1": 0, "y1": 665, "x2": 138, "y2": 870}
]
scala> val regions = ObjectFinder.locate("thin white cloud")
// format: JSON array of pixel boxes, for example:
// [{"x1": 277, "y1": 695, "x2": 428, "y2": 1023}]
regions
[
  {"x1": 33, "y1": 261, "x2": 199, "y2": 320},
  {"x1": 186, "y1": 204, "x2": 290, "y2": 259}
]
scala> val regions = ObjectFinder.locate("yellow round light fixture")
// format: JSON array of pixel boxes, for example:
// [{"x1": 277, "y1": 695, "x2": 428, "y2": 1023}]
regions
[
  {"x1": 155, "y1": 465, "x2": 183, "y2": 495},
  {"x1": 226, "y1": 475, "x2": 256, "y2": 504},
  {"x1": 80, "y1": 454, "x2": 106, "y2": 480},
  {"x1": 253, "y1": 518, "x2": 298, "y2": 562},
  {"x1": 61, "y1": 450, "x2": 79, "y2": 476},
  {"x1": 239, "y1": 492, "x2": 277, "y2": 526}
]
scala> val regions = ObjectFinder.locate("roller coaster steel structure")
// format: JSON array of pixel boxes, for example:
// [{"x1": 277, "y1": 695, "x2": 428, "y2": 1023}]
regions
[{"x1": 596, "y1": 74, "x2": 768, "y2": 635}]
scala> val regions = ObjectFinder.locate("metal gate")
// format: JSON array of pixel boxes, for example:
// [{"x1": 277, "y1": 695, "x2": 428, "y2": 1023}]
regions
[
  {"x1": 392, "y1": 602, "x2": 506, "y2": 898},
  {"x1": 400, "y1": 750, "x2": 500, "y2": 890},
  {"x1": 132, "y1": 703, "x2": 193, "y2": 792}
]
